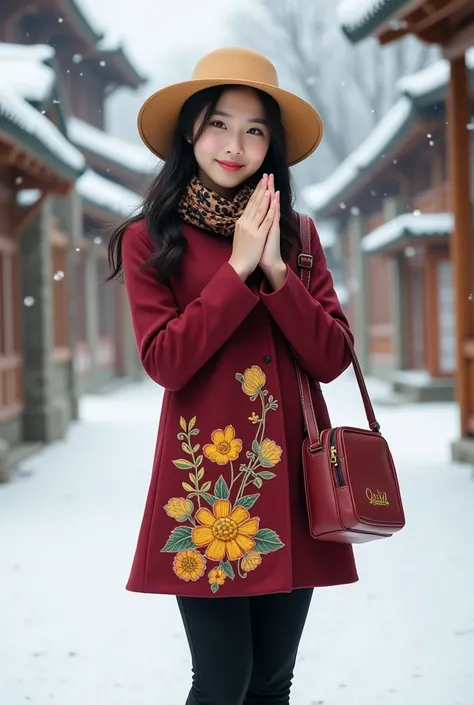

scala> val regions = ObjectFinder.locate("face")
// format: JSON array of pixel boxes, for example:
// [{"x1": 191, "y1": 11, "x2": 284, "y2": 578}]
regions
[{"x1": 192, "y1": 87, "x2": 271, "y2": 199}]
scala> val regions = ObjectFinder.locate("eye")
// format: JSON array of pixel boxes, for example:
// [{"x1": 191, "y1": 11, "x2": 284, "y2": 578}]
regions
[
  {"x1": 210, "y1": 120, "x2": 226, "y2": 129},
  {"x1": 248, "y1": 127, "x2": 265, "y2": 136}
]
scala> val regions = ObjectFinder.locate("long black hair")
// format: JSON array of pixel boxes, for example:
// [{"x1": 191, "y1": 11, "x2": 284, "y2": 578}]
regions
[{"x1": 107, "y1": 84, "x2": 299, "y2": 284}]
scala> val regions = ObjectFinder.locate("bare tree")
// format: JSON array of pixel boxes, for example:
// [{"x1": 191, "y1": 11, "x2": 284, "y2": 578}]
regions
[{"x1": 229, "y1": 0, "x2": 439, "y2": 165}]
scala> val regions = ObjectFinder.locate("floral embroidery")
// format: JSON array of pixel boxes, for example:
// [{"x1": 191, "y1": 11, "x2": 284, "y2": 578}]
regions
[
  {"x1": 161, "y1": 365, "x2": 285, "y2": 593},
  {"x1": 172, "y1": 550, "x2": 207, "y2": 582},
  {"x1": 241, "y1": 551, "x2": 262, "y2": 573}
]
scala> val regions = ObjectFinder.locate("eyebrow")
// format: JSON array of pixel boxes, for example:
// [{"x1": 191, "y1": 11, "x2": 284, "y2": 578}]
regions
[{"x1": 212, "y1": 109, "x2": 268, "y2": 125}]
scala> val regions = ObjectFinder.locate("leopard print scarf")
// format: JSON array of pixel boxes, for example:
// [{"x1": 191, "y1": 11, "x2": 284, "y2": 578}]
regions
[{"x1": 178, "y1": 176, "x2": 254, "y2": 237}]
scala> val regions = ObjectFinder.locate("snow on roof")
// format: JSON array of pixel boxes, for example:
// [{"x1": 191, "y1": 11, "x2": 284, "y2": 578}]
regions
[
  {"x1": 337, "y1": 0, "x2": 410, "y2": 38},
  {"x1": 303, "y1": 97, "x2": 413, "y2": 213},
  {"x1": 68, "y1": 117, "x2": 158, "y2": 176},
  {"x1": 0, "y1": 43, "x2": 56, "y2": 103},
  {"x1": 398, "y1": 47, "x2": 474, "y2": 99},
  {"x1": 361, "y1": 212, "x2": 453, "y2": 253},
  {"x1": 0, "y1": 84, "x2": 85, "y2": 173},
  {"x1": 76, "y1": 169, "x2": 142, "y2": 217}
]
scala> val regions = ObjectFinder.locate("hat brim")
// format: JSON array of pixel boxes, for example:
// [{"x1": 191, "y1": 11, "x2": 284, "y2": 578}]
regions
[{"x1": 137, "y1": 78, "x2": 324, "y2": 167}]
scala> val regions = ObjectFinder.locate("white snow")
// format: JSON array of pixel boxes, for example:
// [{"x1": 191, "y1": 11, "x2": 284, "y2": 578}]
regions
[
  {"x1": 393, "y1": 369, "x2": 434, "y2": 387},
  {"x1": 0, "y1": 372, "x2": 472, "y2": 704},
  {"x1": 0, "y1": 85, "x2": 85, "y2": 172},
  {"x1": 303, "y1": 97, "x2": 413, "y2": 212},
  {"x1": 316, "y1": 219, "x2": 337, "y2": 249},
  {"x1": 337, "y1": 0, "x2": 407, "y2": 30},
  {"x1": 76, "y1": 169, "x2": 142, "y2": 217},
  {"x1": 398, "y1": 47, "x2": 474, "y2": 98},
  {"x1": 362, "y1": 212, "x2": 453, "y2": 253},
  {"x1": 0, "y1": 43, "x2": 56, "y2": 102},
  {"x1": 68, "y1": 117, "x2": 158, "y2": 175}
]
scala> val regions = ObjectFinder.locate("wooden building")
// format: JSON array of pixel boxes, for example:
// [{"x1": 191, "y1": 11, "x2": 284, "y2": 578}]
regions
[
  {"x1": 336, "y1": 0, "x2": 474, "y2": 461},
  {"x1": 0, "y1": 1, "x2": 157, "y2": 480}
]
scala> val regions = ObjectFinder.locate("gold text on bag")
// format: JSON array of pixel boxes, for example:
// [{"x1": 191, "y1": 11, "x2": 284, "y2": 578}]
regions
[{"x1": 366, "y1": 489, "x2": 390, "y2": 507}]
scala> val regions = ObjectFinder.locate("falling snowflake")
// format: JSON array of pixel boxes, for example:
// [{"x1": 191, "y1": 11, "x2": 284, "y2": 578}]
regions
[
  {"x1": 75, "y1": 247, "x2": 81, "y2": 252},
  {"x1": 100, "y1": 61, "x2": 106, "y2": 67},
  {"x1": 15, "y1": 177, "x2": 24, "y2": 185},
  {"x1": 58, "y1": 17, "x2": 64, "y2": 23},
  {"x1": 94, "y1": 236, "x2": 102, "y2": 245},
  {"x1": 53, "y1": 271, "x2": 65, "y2": 281},
  {"x1": 413, "y1": 210, "x2": 421, "y2": 217},
  {"x1": 24, "y1": 297, "x2": 35, "y2": 307},
  {"x1": 350, "y1": 206, "x2": 360, "y2": 216},
  {"x1": 404, "y1": 246, "x2": 416, "y2": 258},
  {"x1": 469, "y1": 293, "x2": 473, "y2": 302},
  {"x1": 72, "y1": 54, "x2": 83, "y2": 64},
  {"x1": 339, "y1": 202, "x2": 347, "y2": 210},
  {"x1": 467, "y1": 123, "x2": 474, "y2": 131}
]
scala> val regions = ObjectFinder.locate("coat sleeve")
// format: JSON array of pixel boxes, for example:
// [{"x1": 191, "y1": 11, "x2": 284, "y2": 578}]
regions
[
  {"x1": 122, "y1": 222, "x2": 259, "y2": 391},
  {"x1": 260, "y1": 217, "x2": 353, "y2": 383}
]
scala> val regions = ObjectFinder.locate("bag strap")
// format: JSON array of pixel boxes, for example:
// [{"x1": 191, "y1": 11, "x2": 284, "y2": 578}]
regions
[{"x1": 296, "y1": 213, "x2": 381, "y2": 451}]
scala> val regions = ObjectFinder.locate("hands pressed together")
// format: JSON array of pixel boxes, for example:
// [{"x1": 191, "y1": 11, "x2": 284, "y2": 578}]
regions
[{"x1": 228, "y1": 174, "x2": 287, "y2": 290}]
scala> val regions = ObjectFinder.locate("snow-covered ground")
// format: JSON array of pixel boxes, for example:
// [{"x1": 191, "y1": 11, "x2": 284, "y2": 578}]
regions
[{"x1": 1, "y1": 371, "x2": 473, "y2": 705}]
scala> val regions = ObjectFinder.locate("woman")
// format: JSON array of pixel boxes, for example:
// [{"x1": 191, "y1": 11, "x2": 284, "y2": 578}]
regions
[{"x1": 108, "y1": 46, "x2": 358, "y2": 705}]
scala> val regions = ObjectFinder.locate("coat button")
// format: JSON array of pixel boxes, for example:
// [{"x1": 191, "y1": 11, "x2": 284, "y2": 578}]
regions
[{"x1": 263, "y1": 355, "x2": 272, "y2": 363}]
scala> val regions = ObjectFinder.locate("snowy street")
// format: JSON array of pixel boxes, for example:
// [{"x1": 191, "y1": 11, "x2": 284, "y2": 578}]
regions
[{"x1": 1, "y1": 371, "x2": 473, "y2": 705}]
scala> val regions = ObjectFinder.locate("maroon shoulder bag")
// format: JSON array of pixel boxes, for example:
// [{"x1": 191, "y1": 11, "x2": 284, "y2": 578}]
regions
[{"x1": 296, "y1": 214, "x2": 406, "y2": 543}]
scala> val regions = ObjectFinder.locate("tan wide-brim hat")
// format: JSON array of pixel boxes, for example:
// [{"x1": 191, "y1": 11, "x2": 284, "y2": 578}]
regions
[{"x1": 138, "y1": 47, "x2": 324, "y2": 167}]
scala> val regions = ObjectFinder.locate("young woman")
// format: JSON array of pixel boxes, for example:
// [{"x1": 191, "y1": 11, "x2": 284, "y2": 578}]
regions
[{"x1": 108, "y1": 47, "x2": 358, "y2": 705}]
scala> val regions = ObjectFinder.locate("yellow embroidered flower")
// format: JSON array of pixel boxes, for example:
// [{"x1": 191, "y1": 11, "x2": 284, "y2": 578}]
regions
[
  {"x1": 208, "y1": 567, "x2": 226, "y2": 586},
  {"x1": 172, "y1": 550, "x2": 206, "y2": 582},
  {"x1": 258, "y1": 439, "x2": 283, "y2": 466},
  {"x1": 241, "y1": 551, "x2": 262, "y2": 572},
  {"x1": 248, "y1": 412, "x2": 260, "y2": 424},
  {"x1": 192, "y1": 499, "x2": 260, "y2": 562},
  {"x1": 241, "y1": 366, "x2": 266, "y2": 397},
  {"x1": 203, "y1": 426, "x2": 242, "y2": 465},
  {"x1": 164, "y1": 497, "x2": 194, "y2": 521}
]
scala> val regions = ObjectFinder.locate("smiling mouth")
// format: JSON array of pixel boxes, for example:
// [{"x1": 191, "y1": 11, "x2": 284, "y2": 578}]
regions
[{"x1": 217, "y1": 161, "x2": 243, "y2": 172}]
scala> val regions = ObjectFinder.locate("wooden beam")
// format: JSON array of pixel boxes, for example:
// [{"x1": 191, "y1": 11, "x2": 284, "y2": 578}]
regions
[
  {"x1": 443, "y1": 21, "x2": 474, "y2": 59},
  {"x1": 12, "y1": 192, "x2": 48, "y2": 237},
  {"x1": 447, "y1": 56, "x2": 473, "y2": 437}
]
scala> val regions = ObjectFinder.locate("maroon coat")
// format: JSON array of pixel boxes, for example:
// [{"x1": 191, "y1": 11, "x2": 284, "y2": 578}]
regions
[{"x1": 122, "y1": 216, "x2": 358, "y2": 597}]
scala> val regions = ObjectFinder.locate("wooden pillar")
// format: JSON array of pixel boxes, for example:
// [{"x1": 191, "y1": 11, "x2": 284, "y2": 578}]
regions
[{"x1": 447, "y1": 56, "x2": 473, "y2": 436}]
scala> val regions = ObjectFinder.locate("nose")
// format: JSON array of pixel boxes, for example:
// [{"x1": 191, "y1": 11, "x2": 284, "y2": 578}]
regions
[{"x1": 224, "y1": 130, "x2": 244, "y2": 156}]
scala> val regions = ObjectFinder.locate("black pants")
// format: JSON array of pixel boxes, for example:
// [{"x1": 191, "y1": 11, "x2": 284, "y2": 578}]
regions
[{"x1": 177, "y1": 588, "x2": 313, "y2": 705}]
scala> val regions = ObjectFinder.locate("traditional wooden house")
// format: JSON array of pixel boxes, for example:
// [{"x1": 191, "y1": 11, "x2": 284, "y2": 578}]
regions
[
  {"x1": 0, "y1": 1, "x2": 157, "y2": 480},
  {"x1": 304, "y1": 53, "x2": 474, "y2": 405},
  {"x1": 336, "y1": 0, "x2": 474, "y2": 461},
  {"x1": 0, "y1": 44, "x2": 85, "y2": 481}
]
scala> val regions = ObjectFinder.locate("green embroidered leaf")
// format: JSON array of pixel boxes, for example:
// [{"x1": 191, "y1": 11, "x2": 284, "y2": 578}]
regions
[
  {"x1": 253, "y1": 477, "x2": 263, "y2": 489},
  {"x1": 268, "y1": 395, "x2": 274, "y2": 403},
  {"x1": 215, "y1": 475, "x2": 230, "y2": 500},
  {"x1": 192, "y1": 444, "x2": 200, "y2": 453},
  {"x1": 211, "y1": 582, "x2": 220, "y2": 594},
  {"x1": 190, "y1": 428, "x2": 200, "y2": 436},
  {"x1": 173, "y1": 459, "x2": 194, "y2": 470},
  {"x1": 252, "y1": 439, "x2": 260, "y2": 454},
  {"x1": 258, "y1": 471, "x2": 277, "y2": 480},
  {"x1": 182, "y1": 482, "x2": 195, "y2": 492},
  {"x1": 235, "y1": 373, "x2": 244, "y2": 383},
  {"x1": 220, "y1": 560, "x2": 235, "y2": 580},
  {"x1": 189, "y1": 416, "x2": 197, "y2": 431},
  {"x1": 162, "y1": 526, "x2": 195, "y2": 552},
  {"x1": 197, "y1": 467, "x2": 205, "y2": 481},
  {"x1": 259, "y1": 458, "x2": 276, "y2": 468},
  {"x1": 179, "y1": 417, "x2": 187, "y2": 432},
  {"x1": 188, "y1": 473, "x2": 197, "y2": 485},
  {"x1": 177, "y1": 433, "x2": 186, "y2": 441},
  {"x1": 182, "y1": 442, "x2": 191, "y2": 454},
  {"x1": 254, "y1": 529, "x2": 284, "y2": 554},
  {"x1": 202, "y1": 492, "x2": 218, "y2": 506},
  {"x1": 201, "y1": 481, "x2": 212, "y2": 492},
  {"x1": 196, "y1": 455, "x2": 203, "y2": 468},
  {"x1": 234, "y1": 494, "x2": 260, "y2": 510}
]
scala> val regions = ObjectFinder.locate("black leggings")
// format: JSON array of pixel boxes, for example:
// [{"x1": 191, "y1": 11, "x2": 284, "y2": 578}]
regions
[{"x1": 177, "y1": 588, "x2": 313, "y2": 705}]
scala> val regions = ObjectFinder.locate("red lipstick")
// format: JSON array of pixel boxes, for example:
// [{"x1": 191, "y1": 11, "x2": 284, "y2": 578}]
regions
[{"x1": 217, "y1": 160, "x2": 243, "y2": 172}]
